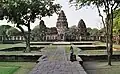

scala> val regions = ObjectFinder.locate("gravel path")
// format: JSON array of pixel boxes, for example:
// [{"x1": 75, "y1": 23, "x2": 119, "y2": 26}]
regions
[{"x1": 29, "y1": 46, "x2": 87, "y2": 74}]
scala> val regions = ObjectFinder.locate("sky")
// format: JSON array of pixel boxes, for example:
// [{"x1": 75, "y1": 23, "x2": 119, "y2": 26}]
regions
[{"x1": 0, "y1": 0, "x2": 104, "y2": 30}]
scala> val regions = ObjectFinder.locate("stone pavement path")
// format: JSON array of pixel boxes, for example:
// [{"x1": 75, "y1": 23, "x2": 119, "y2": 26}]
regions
[{"x1": 29, "y1": 46, "x2": 87, "y2": 74}]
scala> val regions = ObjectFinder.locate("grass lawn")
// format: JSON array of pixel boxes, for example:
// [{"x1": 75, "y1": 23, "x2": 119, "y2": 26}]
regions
[
  {"x1": 0, "y1": 65, "x2": 19, "y2": 74},
  {"x1": 95, "y1": 41, "x2": 120, "y2": 48},
  {"x1": 0, "y1": 51, "x2": 41, "y2": 55},
  {"x1": 79, "y1": 50, "x2": 120, "y2": 55},
  {"x1": 95, "y1": 41, "x2": 106, "y2": 45},
  {"x1": 113, "y1": 44, "x2": 120, "y2": 49},
  {"x1": 0, "y1": 44, "x2": 14, "y2": 50},
  {"x1": 79, "y1": 50, "x2": 106, "y2": 55},
  {"x1": 65, "y1": 46, "x2": 79, "y2": 55},
  {"x1": 83, "y1": 61, "x2": 120, "y2": 74},
  {"x1": 0, "y1": 43, "x2": 25, "y2": 50},
  {"x1": 0, "y1": 62, "x2": 36, "y2": 74}
]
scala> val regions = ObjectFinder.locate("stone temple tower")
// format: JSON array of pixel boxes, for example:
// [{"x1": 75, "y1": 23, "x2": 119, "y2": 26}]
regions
[
  {"x1": 56, "y1": 10, "x2": 68, "y2": 41},
  {"x1": 78, "y1": 19, "x2": 87, "y2": 36}
]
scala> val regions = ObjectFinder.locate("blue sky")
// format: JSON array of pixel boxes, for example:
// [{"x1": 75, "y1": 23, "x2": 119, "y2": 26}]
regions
[{"x1": 0, "y1": 0, "x2": 104, "y2": 30}]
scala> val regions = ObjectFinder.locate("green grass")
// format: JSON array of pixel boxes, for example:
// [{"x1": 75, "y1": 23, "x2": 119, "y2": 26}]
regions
[
  {"x1": 84, "y1": 61, "x2": 120, "y2": 74},
  {"x1": 41, "y1": 45, "x2": 57, "y2": 52},
  {"x1": 65, "y1": 46, "x2": 79, "y2": 55},
  {"x1": 95, "y1": 41, "x2": 120, "y2": 49},
  {"x1": 0, "y1": 65, "x2": 19, "y2": 74},
  {"x1": 95, "y1": 41, "x2": 106, "y2": 45},
  {"x1": 0, "y1": 62, "x2": 36, "y2": 74},
  {"x1": 0, "y1": 43, "x2": 26, "y2": 50},
  {"x1": 113, "y1": 44, "x2": 120, "y2": 49},
  {"x1": 79, "y1": 50, "x2": 106, "y2": 55},
  {"x1": 65, "y1": 46, "x2": 70, "y2": 54},
  {"x1": 0, "y1": 44, "x2": 14, "y2": 50},
  {"x1": 79, "y1": 50, "x2": 120, "y2": 55},
  {"x1": 0, "y1": 51, "x2": 41, "y2": 55}
]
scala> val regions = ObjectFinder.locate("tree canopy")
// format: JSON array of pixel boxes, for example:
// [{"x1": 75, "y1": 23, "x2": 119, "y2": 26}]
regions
[
  {"x1": 0, "y1": 25, "x2": 11, "y2": 36},
  {"x1": 87, "y1": 28, "x2": 99, "y2": 36},
  {"x1": 69, "y1": 0, "x2": 120, "y2": 65},
  {"x1": 0, "y1": 0, "x2": 61, "y2": 25},
  {"x1": 0, "y1": 0, "x2": 61, "y2": 52},
  {"x1": 113, "y1": 9, "x2": 120, "y2": 35},
  {"x1": 6, "y1": 27, "x2": 21, "y2": 36}
]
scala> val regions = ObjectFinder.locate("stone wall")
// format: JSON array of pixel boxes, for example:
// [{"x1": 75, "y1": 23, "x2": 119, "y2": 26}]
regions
[
  {"x1": 0, "y1": 55, "x2": 42, "y2": 62},
  {"x1": 79, "y1": 55, "x2": 120, "y2": 61}
]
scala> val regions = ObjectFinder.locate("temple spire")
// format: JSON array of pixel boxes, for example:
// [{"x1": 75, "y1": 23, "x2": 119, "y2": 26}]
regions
[
  {"x1": 78, "y1": 19, "x2": 87, "y2": 36},
  {"x1": 56, "y1": 10, "x2": 68, "y2": 41}
]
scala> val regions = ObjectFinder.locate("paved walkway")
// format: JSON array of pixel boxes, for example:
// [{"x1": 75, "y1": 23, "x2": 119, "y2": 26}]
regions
[{"x1": 29, "y1": 46, "x2": 87, "y2": 74}]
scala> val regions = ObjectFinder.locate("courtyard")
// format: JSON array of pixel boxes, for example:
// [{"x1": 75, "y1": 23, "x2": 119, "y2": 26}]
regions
[
  {"x1": 0, "y1": 42, "x2": 119, "y2": 74},
  {"x1": 0, "y1": 0, "x2": 120, "y2": 74}
]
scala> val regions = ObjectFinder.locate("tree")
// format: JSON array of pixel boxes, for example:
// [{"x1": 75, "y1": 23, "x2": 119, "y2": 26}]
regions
[
  {"x1": 69, "y1": 0, "x2": 120, "y2": 65},
  {"x1": 6, "y1": 27, "x2": 21, "y2": 36},
  {"x1": 66, "y1": 25, "x2": 78, "y2": 41},
  {"x1": 0, "y1": 0, "x2": 61, "y2": 52},
  {"x1": 91, "y1": 28, "x2": 99, "y2": 36},
  {"x1": 86, "y1": 27, "x2": 92, "y2": 36},
  {"x1": 32, "y1": 20, "x2": 47, "y2": 41},
  {"x1": 99, "y1": 28, "x2": 106, "y2": 36},
  {"x1": 87, "y1": 28, "x2": 99, "y2": 36},
  {"x1": 113, "y1": 9, "x2": 120, "y2": 35},
  {"x1": 0, "y1": 25, "x2": 11, "y2": 42},
  {"x1": 0, "y1": 25, "x2": 11, "y2": 35},
  {"x1": 113, "y1": 9, "x2": 120, "y2": 44}
]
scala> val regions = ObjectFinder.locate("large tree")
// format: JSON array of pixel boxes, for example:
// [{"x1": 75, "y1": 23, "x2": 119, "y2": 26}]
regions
[
  {"x1": 0, "y1": 0, "x2": 61, "y2": 52},
  {"x1": 69, "y1": 0, "x2": 120, "y2": 65}
]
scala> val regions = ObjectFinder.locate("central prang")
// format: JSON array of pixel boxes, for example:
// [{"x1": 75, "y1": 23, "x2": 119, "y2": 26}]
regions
[{"x1": 46, "y1": 10, "x2": 87, "y2": 41}]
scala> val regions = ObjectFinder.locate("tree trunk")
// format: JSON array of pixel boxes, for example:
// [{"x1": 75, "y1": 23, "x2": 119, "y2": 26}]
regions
[
  {"x1": 106, "y1": 17, "x2": 112, "y2": 65},
  {"x1": 108, "y1": 8, "x2": 113, "y2": 66},
  {"x1": 108, "y1": 26, "x2": 113, "y2": 66},
  {"x1": 118, "y1": 35, "x2": 120, "y2": 44},
  {"x1": 16, "y1": 24, "x2": 30, "y2": 52},
  {"x1": 106, "y1": 17, "x2": 109, "y2": 54},
  {"x1": 25, "y1": 35, "x2": 30, "y2": 52},
  {"x1": 25, "y1": 23, "x2": 31, "y2": 52},
  {"x1": 2, "y1": 35, "x2": 5, "y2": 43}
]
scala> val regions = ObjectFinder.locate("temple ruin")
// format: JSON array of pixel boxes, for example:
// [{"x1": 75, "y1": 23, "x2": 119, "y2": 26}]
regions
[
  {"x1": 0, "y1": 10, "x2": 88, "y2": 41},
  {"x1": 46, "y1": 10, "x2": 87, "y2": 41}
]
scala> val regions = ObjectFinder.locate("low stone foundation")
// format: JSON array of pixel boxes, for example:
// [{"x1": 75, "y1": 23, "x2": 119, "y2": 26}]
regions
[
  {"x1": 79, "y1": 54, "x2": 120, "y2": 61},
  {"x1": 0, "y1": 55, "x2": 42, "y2": 62},
  {"x1": 0, "y1": 47, "x2": 44, "y2": 51}
]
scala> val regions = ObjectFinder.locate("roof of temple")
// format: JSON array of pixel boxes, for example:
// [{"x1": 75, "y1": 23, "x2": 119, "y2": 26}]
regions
[
  {"x1": 56, "y1": 10, "x2": 68, "y2": 28},
  {"x1": 78, "y1": 19, "x2": 86, "y2": 29},
  {"x1": 47, "y1": 27, "x2": 58, "y2": 35}
]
